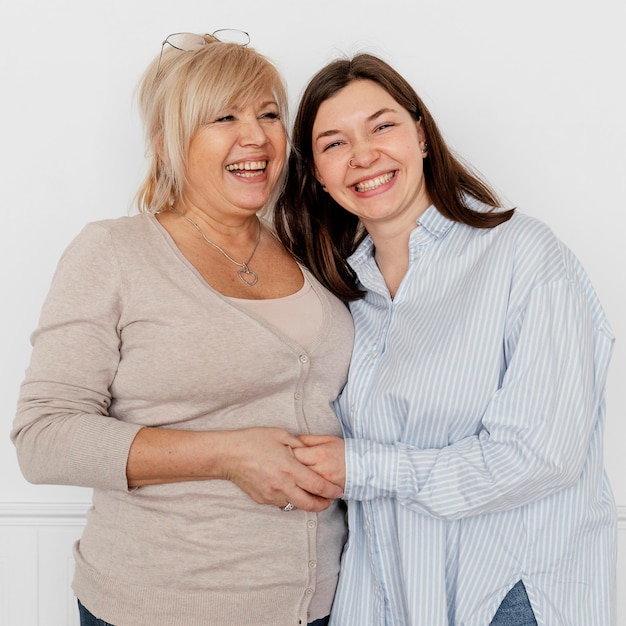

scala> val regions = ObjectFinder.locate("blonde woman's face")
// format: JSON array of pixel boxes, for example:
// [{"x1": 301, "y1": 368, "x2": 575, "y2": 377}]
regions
[{"x1": 183, "y1": 90, "x2": 286, "y2": 218}]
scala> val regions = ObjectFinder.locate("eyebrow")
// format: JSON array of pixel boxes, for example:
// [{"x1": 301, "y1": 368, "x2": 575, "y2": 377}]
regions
[
  {"x1": 314, "y1": 107, "x2": 397, "y2": 142},
  {"x1": 226, "y1": 99, "x2": 279, "y2": 112}
]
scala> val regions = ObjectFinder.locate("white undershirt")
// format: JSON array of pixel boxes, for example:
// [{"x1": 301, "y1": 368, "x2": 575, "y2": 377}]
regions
[{"x1": 228, "y1": 274, "x2": 323, "y2": 351}]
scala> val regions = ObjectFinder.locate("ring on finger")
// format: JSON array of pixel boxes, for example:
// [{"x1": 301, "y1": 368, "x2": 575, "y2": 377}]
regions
[{"x1": 281, "y1": 502, "x2": 295, "y2": 512}]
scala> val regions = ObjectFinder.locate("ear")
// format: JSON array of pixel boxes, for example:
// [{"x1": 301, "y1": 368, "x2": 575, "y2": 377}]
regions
[{"x1": 416, "y1": 119, "x2": 428, "y2": 156}]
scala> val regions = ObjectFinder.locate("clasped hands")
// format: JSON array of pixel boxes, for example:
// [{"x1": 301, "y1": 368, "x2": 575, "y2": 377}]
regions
[{"x1": 222, "y1": 428, "x2": 346, "y2": 513}]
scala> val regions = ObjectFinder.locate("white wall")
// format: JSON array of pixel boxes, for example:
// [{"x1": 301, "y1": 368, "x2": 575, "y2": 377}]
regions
[{"x1": 1, "y1": 0, "x2": 624, "y2": 622}]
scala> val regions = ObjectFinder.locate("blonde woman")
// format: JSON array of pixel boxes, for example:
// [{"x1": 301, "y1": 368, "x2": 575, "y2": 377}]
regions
[{"x1": 12, "y1": 32, "x2": 353, "y2": 626}]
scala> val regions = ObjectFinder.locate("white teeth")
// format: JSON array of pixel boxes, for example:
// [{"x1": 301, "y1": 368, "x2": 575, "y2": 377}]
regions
[
  {"x1": 225, "y1": 160, "x2": 267, "y2": 171},
  {"x1": 355, "y1": 171, "x2": 395, "y2": 192}
]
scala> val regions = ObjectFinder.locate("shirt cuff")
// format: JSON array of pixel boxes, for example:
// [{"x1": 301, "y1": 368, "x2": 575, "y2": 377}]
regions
[
  {"x1": 69, "y1": 415, "x2": 144, "y2": 491},
  {"x1": 343, "y1": 437, "x2": 400, "y2": 501}
]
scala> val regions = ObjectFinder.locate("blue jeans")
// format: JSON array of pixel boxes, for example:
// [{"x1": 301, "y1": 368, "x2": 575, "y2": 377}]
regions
[
  {"x1": 78, "y1": 601, "x2": 113, "y2": 626},
  {"x1": 78, "y1": 600, "x2": 329, "y2": 626},
  {"x1": 489, "y1": 581, "x2": 537, "y2": 625}
]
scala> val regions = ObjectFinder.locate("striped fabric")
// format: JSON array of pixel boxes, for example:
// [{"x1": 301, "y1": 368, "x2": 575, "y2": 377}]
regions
[{"x1": 331, "y1": 205, "x2": 616, "y2": 626}]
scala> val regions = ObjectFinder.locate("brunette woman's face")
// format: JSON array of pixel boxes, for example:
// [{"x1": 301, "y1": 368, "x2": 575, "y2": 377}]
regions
[{"x1": 311, "y1": 80, "x2": 431, "y2": 231}]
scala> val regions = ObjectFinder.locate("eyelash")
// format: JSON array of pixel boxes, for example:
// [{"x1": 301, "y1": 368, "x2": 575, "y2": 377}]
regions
[
  {"x1": 214, "y1": 111, "x2": 280, "y2": 123},
  {"x1": 322, "y1": 122, "x2": 395, "y2": 152},
  {"x1": 323, "y1": 140, "x2": 344, "y2": 152}
]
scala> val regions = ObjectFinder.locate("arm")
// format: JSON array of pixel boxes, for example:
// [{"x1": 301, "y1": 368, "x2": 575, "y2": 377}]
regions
[
  {"x1": 299, "y1": 278, "x2": 614, "y2": 519},
  {"x1": 11, "y1": 223, "x2": 341, "y2": 511},
  {"x1": 127, "y1": 426, "x2": 342, "y2": 510}
]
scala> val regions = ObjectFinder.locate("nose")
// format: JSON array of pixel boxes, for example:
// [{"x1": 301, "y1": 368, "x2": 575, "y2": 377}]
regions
[
  {"x1": 238, "y1": 116, "x2": 267, "y2": 146},
  {"x1": 349, "y1": 138, "x2": 379, "y2": 168}
]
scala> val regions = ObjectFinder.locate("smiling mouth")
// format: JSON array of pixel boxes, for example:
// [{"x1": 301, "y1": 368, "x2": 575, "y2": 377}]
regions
[
  {"x1": 225, "y1": 160, "x2": 268, "y2": 177},
  {"x1": 354, "y1": 171, "x2": 395, "y2": 192}
]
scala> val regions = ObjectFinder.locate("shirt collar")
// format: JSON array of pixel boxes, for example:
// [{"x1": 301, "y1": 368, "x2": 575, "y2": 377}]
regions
[{"x1": 348, "y1": 205, "x2": 454, "y2": 270}]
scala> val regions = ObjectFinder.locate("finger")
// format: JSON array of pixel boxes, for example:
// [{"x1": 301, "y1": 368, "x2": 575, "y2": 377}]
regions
[
  {"x1": 274, "y1": 430, "x2": 306, "y2": 448},
  {"x1": 285, "y1": 491, "x2": 333, "y2": 513},
  {"x1": 292, "y1": 446, "x2": 317, "y2": 466},
  {"x1": 298, "y1": 434, "x2": 339, "y2": 446},
  {"x1": 292, "y1": 462, "x2": 343, "y2": 499}
]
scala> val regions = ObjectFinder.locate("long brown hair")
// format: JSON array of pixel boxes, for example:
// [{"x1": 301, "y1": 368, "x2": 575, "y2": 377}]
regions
[{"x1": 274, "y1": 53, "x2": 514, "y2": 300}]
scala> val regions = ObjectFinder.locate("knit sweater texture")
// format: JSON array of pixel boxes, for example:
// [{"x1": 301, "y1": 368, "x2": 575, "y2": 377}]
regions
[{"x1": 12, "y1": 214, "x2": 355, "y2": 626}]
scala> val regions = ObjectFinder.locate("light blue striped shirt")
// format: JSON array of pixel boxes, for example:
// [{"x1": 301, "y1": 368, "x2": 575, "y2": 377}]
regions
[{"x1": 331, "y1": 205, "x2": 616, "y2": 626}]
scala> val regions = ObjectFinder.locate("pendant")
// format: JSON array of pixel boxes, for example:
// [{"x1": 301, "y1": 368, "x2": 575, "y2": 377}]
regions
[{"x1": 238, "y1": 264, "x2": 258, "y2": 286}]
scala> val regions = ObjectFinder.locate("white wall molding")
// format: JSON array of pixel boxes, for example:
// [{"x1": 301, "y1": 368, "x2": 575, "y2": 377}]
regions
[{"x1": 0, "y1": 502, "x2": 90, "y2": 527}]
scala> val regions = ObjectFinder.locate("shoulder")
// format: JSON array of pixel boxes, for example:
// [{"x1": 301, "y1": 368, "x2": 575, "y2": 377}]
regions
[
  {"x1": 498, "y1": 213, "x2": 611, "y2": 332},
  {"x1": 76, "y1": 214, "x2": 154, "y2": 242},
  {"x1": 489, "y1": 211, "x2": 572, "y2": 283},
  {"x1": 63, "y1": 214, "x2": 158, "y2": 259},
  {"x1": 489, "y1": 210, "x2": 556, "y2": 247}
]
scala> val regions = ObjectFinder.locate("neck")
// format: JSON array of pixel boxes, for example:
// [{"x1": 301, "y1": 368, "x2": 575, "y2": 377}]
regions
[
  {"x1": 169, "y1": 205, "x2": 263, "y2": 287},
  {"x1": 171, "y1": 202, "x2": 260, "y2": 245},
  {"x1": 365, "y1": 218, "x2": 420, "y2": 299}
]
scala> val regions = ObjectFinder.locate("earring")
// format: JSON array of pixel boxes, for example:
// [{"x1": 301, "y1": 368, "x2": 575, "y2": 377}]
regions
[
  {"x1": 421, "y1": 143, "x2": 429, "y2": 154},
  {"x1": 348, "y1": 158, "x2": 357, "y2": 169}
]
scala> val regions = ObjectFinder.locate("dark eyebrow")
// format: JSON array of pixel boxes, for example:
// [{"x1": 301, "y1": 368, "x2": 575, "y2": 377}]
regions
[
  {"x1": 314, "y1": 107, "x2": 398, "y2": 143},
  {"x1": 314, "y1": 129, "x2": 341, "y2": 141},
  {"x1": 368, "y1": 107, "x2": 396, "y2": 121}
]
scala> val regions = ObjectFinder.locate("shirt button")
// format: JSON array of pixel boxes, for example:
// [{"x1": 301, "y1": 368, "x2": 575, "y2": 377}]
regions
[
  {"x1": 299, "y1": 354, "x2": 309, "y2": 364},
  {"x1": 305, "y1": 587, "x2": 313, "y2": 596},
  {"x1": 308, "y1": 560, "x2": 317, "y2": 569},
  {"x1": 307, "y1": 520, "x2": 316, "y2": 529},
  {"x1": 294, "y1": 391, "x2": 302, "y2": 400}
]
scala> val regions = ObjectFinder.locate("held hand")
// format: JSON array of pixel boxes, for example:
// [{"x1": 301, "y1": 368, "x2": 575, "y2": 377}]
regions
[
  {"x1": 294, "y1": 435, "x2": 346, "y2": 491},
  {"x1": 219, "y1": 428, "x2": 343, "y2": 512}
]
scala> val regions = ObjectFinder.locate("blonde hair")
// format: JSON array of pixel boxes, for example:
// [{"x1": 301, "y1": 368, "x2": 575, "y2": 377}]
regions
[{"x1": 135, "y1": 39, "x2": 288, "y2": 214}]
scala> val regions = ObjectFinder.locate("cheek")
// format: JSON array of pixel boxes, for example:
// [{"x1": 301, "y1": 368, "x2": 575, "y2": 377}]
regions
[
  {"x1": 313, "y1": 158, "x2": 337, "y2": 188},
  {"x1": 276, "y1": 129, "x2": 288, "y2": 153}
]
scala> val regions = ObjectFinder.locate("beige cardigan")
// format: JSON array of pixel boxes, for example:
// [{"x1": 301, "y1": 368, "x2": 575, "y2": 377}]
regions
[{"x1": 12, "y1": 214, "x2": 354, "y2": 626}]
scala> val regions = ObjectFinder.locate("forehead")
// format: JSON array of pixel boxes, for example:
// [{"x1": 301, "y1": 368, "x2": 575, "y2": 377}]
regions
[
  {"x1": 225, "y1": 87, "x2": 280, "y2": 111},
  {"x1": 314, "y1": 80, "x2": 404, "y2": 127}
]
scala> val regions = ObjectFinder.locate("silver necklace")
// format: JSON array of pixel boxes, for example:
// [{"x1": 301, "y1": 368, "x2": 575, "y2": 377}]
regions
[{"x1": 173, "y1": 208, "x2": 261, "y2": 286}]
